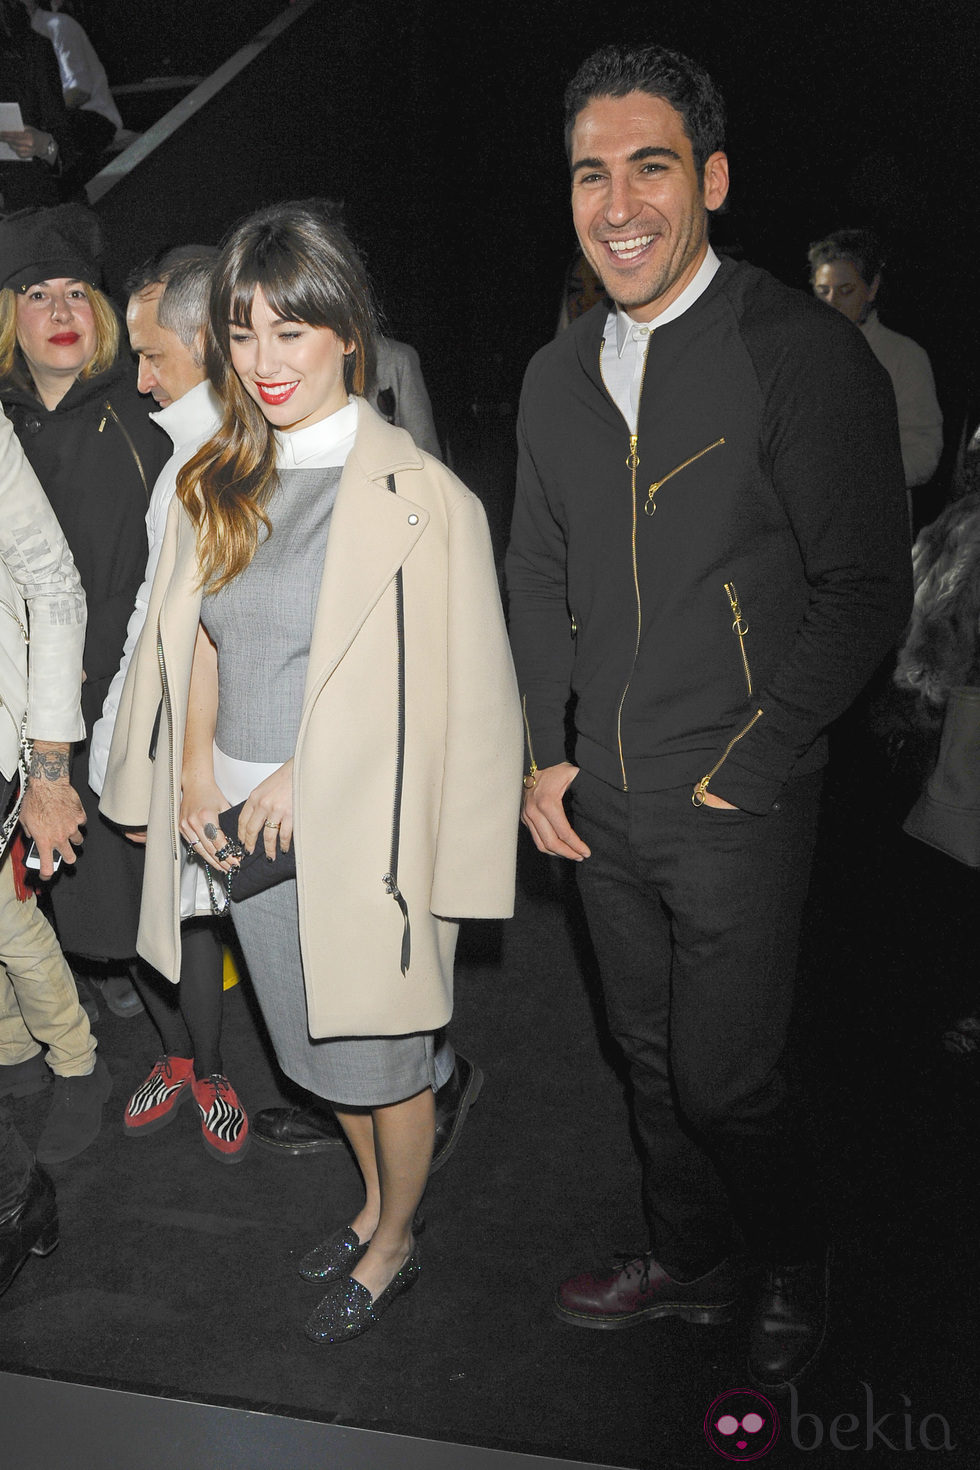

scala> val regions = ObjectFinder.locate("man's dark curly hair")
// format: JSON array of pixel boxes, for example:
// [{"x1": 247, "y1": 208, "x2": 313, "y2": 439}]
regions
[{"x1": 563, "y1": 44, "x2": 726, "y2": 178}]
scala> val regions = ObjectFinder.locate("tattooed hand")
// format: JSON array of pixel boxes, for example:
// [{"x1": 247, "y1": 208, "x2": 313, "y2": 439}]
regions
[{"x1": 18, "y1": 740, "x2": 86, "y2": 879}]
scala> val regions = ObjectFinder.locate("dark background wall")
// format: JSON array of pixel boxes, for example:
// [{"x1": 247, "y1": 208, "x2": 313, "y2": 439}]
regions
[{"x1": 77, "y1": 0, "x2": 977, "y2": 496}]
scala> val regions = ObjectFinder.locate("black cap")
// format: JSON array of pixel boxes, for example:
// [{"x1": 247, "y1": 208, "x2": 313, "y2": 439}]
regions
[{"x1": 0, "y1": 204, "x2": 104, "y2": 294}]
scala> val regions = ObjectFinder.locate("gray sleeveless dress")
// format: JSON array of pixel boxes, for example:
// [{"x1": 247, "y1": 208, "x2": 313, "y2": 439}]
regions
[{"x1": 201, "y1": 467, "x2": 437, "y2": 1106}]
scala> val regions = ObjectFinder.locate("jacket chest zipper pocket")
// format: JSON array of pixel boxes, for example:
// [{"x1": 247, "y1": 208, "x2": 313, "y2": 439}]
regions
[
  {"x1": 101, "y1": 401, "x2": 150, "y2": 506},
  {"x1": 724, "y1": 581, "x2": 752, "y2": 696},
  {"x1": 644, "y1": 437, "x2": 725, "y2": 516}
]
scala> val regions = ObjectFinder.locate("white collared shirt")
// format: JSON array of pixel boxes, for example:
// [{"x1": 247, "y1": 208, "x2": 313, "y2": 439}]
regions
[
  {"x1": 601, "y1": 248, "x2": 721, "y2": 434},
  {"x1": 274, "y1": 399, "x2": 358, "y2": 468}
]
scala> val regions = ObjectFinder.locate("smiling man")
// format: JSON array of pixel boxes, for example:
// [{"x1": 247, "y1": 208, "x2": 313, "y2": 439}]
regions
[{"x1": 506, "y1": 44, "x2": 912, "y2": 1387}]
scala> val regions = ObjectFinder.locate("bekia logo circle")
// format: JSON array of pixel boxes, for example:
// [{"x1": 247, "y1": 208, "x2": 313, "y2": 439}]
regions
[{"x1": 704, "y1": 1388, "x2": 780, "y2": 1461}]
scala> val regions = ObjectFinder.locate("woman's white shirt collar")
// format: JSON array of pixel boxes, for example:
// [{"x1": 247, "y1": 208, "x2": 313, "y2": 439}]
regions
[{"x1": 274, "y1": 398, "x2": 358, "y2": 468}]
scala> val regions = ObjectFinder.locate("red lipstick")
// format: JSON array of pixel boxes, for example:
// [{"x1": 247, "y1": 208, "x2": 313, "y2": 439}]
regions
[
  {"x1": 48, "y1": 333, "x2": 81, "y2": 346},
  {"x1": 256, "y1": 381, "x2": 299, "y2": 406}
]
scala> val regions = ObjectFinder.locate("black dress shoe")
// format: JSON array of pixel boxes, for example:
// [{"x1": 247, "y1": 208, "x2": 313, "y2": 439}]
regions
[
  {"x1": 430, "y1": 1054, "x2": 483, "y2": 1173},
  {"x1": 251, "y1": 1102, "x2": 345, "y2": 1154},
  {"x1": 747, "y1": 1248, "x2": 830, "y2": 1387},
  {"x1": 0, "y1": 1164, "x2": 59, "y2": 1296}
]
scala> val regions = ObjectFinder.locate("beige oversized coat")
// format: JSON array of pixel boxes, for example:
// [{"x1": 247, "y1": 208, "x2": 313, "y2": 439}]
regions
[{"x1": 100, "y1": 401, "x2": 523, "y2": 1037}]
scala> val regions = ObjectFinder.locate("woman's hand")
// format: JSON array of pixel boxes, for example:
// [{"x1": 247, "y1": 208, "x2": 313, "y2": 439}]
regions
[
  {"x1": 237, "y1": 760, "x2": 293, "y2": 860},
  {"x1": 179, "y1": 778, "x2": 236, "y2": 872}
]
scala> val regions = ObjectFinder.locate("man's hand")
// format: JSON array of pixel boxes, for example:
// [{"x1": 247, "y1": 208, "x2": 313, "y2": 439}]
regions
[
  {"x1": 18, "y1": 741, "x2": 85, "y2": 878},
  {"x1": 0, "y1": 127, "x2": 56, "y2": 161},
  {"x1": 521, "y1": 761, "x2": 591, "y2": 860},
  {"x1": 700, "y1": 791, "x2": 739, "y2": 809}
]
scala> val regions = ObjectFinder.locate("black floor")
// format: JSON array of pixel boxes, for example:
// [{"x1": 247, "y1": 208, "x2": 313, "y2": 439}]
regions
[{"x1": 1, "y1": 739, "x2": 978, "y2": 1468}]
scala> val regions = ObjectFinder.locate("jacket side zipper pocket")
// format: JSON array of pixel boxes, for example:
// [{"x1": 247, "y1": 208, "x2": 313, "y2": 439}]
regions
[{"x1": 692, "y1": 708, "x2": 763, "y2": 807}]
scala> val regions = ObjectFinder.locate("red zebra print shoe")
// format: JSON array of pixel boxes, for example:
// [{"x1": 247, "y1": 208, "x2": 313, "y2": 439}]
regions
[
  {"x1": 124, "y1": 1056, "x2": 195, "y2": 1135},
  {"x1": 191, "y1": 1074, "x2": 250, "y2": 1163}
]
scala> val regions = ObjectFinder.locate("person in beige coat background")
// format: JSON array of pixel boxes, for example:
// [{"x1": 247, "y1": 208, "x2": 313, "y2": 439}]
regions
[{"x1": 100, "y1": 201, "x2": 523, "y2": 1344}]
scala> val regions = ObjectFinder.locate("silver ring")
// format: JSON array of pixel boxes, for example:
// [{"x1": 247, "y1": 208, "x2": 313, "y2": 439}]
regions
[{"x1": 184, "y1": 838, "x2": 201, "y2": 852}]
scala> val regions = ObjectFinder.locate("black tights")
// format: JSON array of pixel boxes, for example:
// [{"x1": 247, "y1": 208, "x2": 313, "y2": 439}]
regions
[{"x1": 131, "y1": 920, "x2": 225, "y2": 1078}]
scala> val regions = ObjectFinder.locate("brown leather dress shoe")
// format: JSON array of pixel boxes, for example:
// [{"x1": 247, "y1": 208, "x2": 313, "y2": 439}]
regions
[{"x1": 555, "y1": 1253, "x2": 736, "y2": 1329}]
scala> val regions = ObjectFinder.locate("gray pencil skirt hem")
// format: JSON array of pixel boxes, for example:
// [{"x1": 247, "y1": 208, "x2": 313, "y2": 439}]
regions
[{"x1": 229, "y1": 878, "x2": 438, "y2": 1108}]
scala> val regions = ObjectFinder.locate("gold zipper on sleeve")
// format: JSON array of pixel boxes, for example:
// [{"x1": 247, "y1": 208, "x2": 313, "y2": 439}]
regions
[
  {"x1": 724, "y1": 581, "x2": 753, "y2": 695},
  {"x1": 521, "y1": 694, "x2": 539, "y2": 790}
]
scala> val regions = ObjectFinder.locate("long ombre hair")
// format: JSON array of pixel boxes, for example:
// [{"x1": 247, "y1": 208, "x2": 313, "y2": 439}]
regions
[{"x1": 177, "y1": 201, "x2": 378, "y2": 592}]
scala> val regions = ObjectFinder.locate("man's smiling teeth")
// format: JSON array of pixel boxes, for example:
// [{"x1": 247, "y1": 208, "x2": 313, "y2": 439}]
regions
[{"x1": 608, "y1": 234, "x2": 656, "y2": 259}]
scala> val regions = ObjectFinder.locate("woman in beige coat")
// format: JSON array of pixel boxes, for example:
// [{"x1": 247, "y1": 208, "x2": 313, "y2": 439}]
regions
[{"x1": 100, "y1": 202, "x2": 523, "y2": 1343}]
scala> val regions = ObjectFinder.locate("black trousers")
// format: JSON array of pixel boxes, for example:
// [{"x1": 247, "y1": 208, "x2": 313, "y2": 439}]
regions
[{"x1": 571, "y1": 768, "x2": 825, "y2": 1274}]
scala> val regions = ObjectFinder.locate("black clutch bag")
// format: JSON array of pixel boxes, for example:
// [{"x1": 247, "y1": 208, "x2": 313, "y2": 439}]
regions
[{"x1": 217, "y1": 801, "x2": 296, "y2": 901}]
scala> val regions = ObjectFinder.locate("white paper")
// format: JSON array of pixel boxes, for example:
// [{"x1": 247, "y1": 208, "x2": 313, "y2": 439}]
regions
[{"x1": 0, "y1": 104, "x2": 27, "y2": 164}]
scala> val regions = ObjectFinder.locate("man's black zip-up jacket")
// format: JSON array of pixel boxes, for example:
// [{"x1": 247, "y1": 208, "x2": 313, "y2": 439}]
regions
[{"x1": 506, "y1": 256, "x2": 913, "y2": 814}]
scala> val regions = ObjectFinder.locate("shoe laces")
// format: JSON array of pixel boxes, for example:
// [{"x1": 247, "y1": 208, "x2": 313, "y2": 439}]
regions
[
  {"x1": 199, "y1": 1073, "x2": 235, "y2": 1104},
  {"x1": 614, "y1": 1251, "x2": 652, "y2": 1290}
]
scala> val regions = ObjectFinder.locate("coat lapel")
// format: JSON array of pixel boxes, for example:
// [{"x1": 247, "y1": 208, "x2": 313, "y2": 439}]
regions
[{"x1": 304, "y1": 404, "x2": 427, "y2": 697}]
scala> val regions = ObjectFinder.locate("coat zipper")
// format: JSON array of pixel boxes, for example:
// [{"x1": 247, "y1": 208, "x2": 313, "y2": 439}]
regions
[
  {"x1": 692, "y1": 708, "x2": 763, "y2": 806},
  {"x1": 724, "y1": 581, "x2": 752, "y2": 695},
  {"x1": 101, "y1": 401, "x2": 150, "y2": 505},
  {"x1": 645, "y1": 438, "x2": 725, "y2": 516},
  {"x1": 156, "y1": 630, "x2": 178, "y2": 860},
  {"x1": 382, "y1": 473, "x2": 411, "y2": 975}
]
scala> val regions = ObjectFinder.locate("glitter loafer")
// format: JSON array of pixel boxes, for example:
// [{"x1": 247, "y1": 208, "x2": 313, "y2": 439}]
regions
[
  {"x1": 297, "y1": 1225, "x2": 369, "y2": 1284},
  {"x1": 304, "y1": 1247, "x2": 421, "y2": 1343},
  {"x1": 298, "y1": 1208, "x2": 425, "y2": 1283}
]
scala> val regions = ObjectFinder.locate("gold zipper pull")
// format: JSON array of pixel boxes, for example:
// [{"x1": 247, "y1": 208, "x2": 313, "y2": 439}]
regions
[
  {"x1": 725, "y1": 582, "x2": 748, "y2": 636},
  {"x1": 645, "y1": 477, "x2": 661, "y2": 516},
  {"x1": 692, "y1": 777, "x2": 709, "y2": 806},
  {"x1": 98, "y1": 416, "x2": 106, "y2": 433},
  {"x1": 521, "y1": 694, "x2": 540, "y2": 788},
  {"x1": 626, "y1": 435, "x2": 639, "y2": 472}
]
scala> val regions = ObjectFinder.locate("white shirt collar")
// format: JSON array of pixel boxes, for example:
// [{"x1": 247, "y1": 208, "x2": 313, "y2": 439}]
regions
[
  {"x1": 149, "y1": 379, "x2": 222, "y2": 450},
  {"x1": 274, "y1": 398, "x2": 358, "y2": 468},
  {"x1": 613, "y1": 246, "x2": 722, "y2": 357}
]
